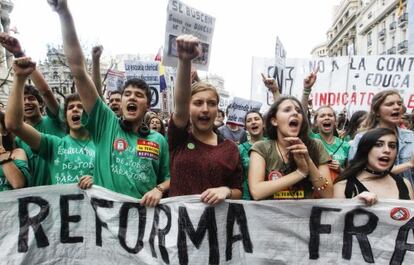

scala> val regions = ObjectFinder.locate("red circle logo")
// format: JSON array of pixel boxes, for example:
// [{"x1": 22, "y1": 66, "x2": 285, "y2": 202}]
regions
[
  {"x1": 390, "y1": 207, "x2": 410, "y2": 221},
  {"x1": 113, "y1": 138, "x2": 128, "y2": 152}
]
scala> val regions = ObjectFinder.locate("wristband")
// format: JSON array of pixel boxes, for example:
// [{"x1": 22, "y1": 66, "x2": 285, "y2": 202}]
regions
[
  {"x1": 155, "y1": 184, "x2": 165, "y2": 193},
  {"x1": 311, "y1": 177, "x2": 329, "y2": 191},
  {"x1": 0, "y1": 157, "x2": 13, "y2": 165},
  {"x1": 13, "y1": 51, "x2": 25, "y2": 58},
  {"x1": 296, "y1": 169, "x2": 307, "y2": 179}
]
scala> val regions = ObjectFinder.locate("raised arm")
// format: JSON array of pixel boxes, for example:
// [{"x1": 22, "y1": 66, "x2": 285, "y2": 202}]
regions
[
  {"x1": 48, "y1": 0, "x2": 98, "y2": 113},
  {"x1": 301, "y1": 71, "x2": 317, "y2": 118},
  {"x1": 172, "y1": 35, "x2": 202, "y2": 128},
  {"x1": 0, "y1": 33, "x2": 59, "y2": 115},
  {"x1": 5, "y1": 57, "x2": 42, "y2": 151},
  {"x1": 91, "y1": 45, "x2": 104, "y2": 99},
  {"x1": 261, "y1": 73, "x2": 280, "y2": 101}
]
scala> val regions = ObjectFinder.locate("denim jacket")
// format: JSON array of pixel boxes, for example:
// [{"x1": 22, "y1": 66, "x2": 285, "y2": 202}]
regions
[{"x1": 348, "y1": 127, "x2": 414, "y2": 186}]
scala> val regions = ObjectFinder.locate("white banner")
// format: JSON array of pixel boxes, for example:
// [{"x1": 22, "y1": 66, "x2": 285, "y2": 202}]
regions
[
  {"x1": 124, "y1": 60, "x2": 161, "y2": 109},
  {"x1": 0, "y1": 184, "x2": 414, "y2": 265},
  {"x1": 227, "y1": 97, "x2": 262, "y2": 126},
  {"x1": 2, "y1": 185, "x2": 414, "y2": 264},
  {"x1": 163, "y1": 0, "x2": 215, "y2": 71},
  {"x1": 105, "y1": 69, "x2": 125, "y2": 92},
  {"x1": 251, "y1": 55, "x2": 414, "y2": 115}
]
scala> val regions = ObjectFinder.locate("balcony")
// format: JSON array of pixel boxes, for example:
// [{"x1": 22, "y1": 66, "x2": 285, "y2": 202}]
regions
[
  {"x1": 398, "y1": 40, "x2": 408, "y2": 53},
  {"x1": 389, "y1": 21, "x2": 396, "y2": 32},
  {"x1": 398, "y1": 13, "x2": 408, "y2": 27},
  {"x1": 387, "y1": 46, "x2": 396, "y2": 55},
  {"x1": 378, "y1": 29, "x2": 386, "y2": 41}
]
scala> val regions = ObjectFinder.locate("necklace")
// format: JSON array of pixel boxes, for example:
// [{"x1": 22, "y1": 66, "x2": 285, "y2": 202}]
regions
[
  {"x1": 275, "y1": 141, "x2": 288, "y2": 167},
  {"x1": 364, "y1": 167, "x2": 389, "y2": 177}
]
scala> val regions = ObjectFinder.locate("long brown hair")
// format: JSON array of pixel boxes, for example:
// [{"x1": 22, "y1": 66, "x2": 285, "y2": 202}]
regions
[
  {"x1": 364, "y1": 90, "x2": 401, "y2": 130},
  {"x1": 265, "y1": 96, "x2": 321, "y2": 167}
]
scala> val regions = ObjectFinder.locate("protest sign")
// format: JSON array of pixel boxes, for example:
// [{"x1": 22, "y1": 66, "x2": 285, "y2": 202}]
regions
[
  {"x1": 163, "y1": 0, "x2": 215, "y2": 71},
  {"x1": 124, "y1": 60, "x2": 161, "y2": 109},
  {"x1": 226, "y1": 97, "x2": 262, "y2": 126},
  {"x1": 105, "y1": 69, "x2": 125, "y2": 92},
  {"x1": 274, "y1": 36, "x2": 287, "y2": 93},
  {"x1": 1, "y1": 185, "x2": 414, "y2": 264},
  {"x1": 251, "y1": 55, "x2": 414, "y2": 114}
]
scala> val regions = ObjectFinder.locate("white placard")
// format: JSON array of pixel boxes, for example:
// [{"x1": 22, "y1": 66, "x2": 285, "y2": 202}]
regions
[{"x1": 163, "y1": 0, "x2": 215, "y2": 70}]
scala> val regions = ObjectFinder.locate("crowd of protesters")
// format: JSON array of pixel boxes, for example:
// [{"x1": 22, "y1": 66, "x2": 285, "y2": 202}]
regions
[{"x1": 0, "y1": 0, "x2": 413, "y2": 208}]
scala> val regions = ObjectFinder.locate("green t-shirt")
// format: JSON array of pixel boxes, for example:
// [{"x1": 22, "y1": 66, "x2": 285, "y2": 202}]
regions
[
  {"x1": 310, "y1": 132, "x2": 350, "y2": 168},
  {"x1": 36, "y1": 134, "x2": 95, "y2": 184},
  {"x1": 15, "y1": 108, "x2": 66, "y2": 186},
  {"x1": 83, "y1": 99, "x2": 170, "y2": 199},
  {"x1": 0, "y1": 159, "x2": 32, "y2": 191},
  {"x1": 239, "y1": 141, "x2": 252, "y2": 200},
  {"x1": 251, "y1": 139, "x2": 330, "y2": 199}
]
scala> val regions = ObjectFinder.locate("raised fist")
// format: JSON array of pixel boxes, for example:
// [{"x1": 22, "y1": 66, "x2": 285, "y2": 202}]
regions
[
  {"x1": 0, "y1": 33, "x2": 23, "y2": 56},
  {"x1": 13, "y1": 57, "x2": 36, "y2": 77},
  {"x1": 176, "y1": 35, "x2": 202, "y2": 61},
  {"x1": 303, "y1": 71, "x2": 317, "y2": 90},
  {"x1": 47, "y1": 0, "x2": 68, "y2": 13},
  {"x1": 92, "y1": 45, "x2": 103, "y2": 60},
  {"x1": 261, "y1": 73, "x2": 279, "y2": 93}
]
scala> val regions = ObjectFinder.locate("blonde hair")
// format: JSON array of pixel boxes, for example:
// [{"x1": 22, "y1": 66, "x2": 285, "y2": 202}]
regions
[{"x1": 191, "y1": 81, "x2": 220, "y2": 103}]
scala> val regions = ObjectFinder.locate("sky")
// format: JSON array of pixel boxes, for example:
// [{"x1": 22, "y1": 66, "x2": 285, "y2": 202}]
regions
[{"x1": 9, "y1": 0, "x2": 340, "y2": 99}]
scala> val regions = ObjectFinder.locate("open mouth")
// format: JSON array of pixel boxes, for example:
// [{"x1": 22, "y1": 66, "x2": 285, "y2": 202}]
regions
[
  {"x1": 390, "y1": 112, "x2": 400, "y2": 118},
  {"x1": 322, "y1": 121, "x2": 332, "y2": 130},
  {"x1": 126, "y1": 103, "x2": 137, "y2": 112},
  {"x1": 198, "y1": 116, "x2": 210, "y2": 123},
  {"x1": 378, "y1": 156, "x2": 391, "y2": 162},
  {"x1": 71, "y1": 115, "x2": 81, "y2": 122},
  {"x1": 111, "y1": 105, "x2": 120, "y2": 112},
  {"x1": 289, "y1": 119, "x2": 299, "y2": 128},
  {"x1": 251, "y1": 125, "x2": 259, "y2": 131},
  {"x1": 24, "y1": 106, "x2": 35, "y2": 112}
]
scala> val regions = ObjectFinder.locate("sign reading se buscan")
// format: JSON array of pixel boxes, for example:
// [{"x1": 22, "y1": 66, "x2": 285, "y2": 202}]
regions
[
  {"x1": 163, "y1": 0, "x2": 215, "y2": 71},
  {"x1": 2, "y1": 185, "x2": 414, "y2": 264}
]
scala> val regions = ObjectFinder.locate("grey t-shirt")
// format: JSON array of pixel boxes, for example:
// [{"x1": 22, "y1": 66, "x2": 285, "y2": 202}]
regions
[{"x1": 218, "y1": 125, "x2": 247, "y2": 144}]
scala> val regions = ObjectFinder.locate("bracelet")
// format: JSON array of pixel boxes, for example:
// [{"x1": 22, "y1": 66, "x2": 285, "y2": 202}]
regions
[
  {"x1": 226, "y1": 188, "x2": 232, "y2": 199},
  {"x1": 0, "y1": 157, "x2": 13, "y2": 165},
  {"x1": 296, "y1": 169, "x2": 307, "y2": 179},
  {"x1": 311, "y1": 177, "x2": 329, "y2": 191},
  {"x1": 155, "y1": 184, "x2": 164, "y2": 193}
]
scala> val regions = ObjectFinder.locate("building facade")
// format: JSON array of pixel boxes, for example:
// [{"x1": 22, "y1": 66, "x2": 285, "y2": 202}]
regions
[
  {"x1": 356, "y1": 0, "x2": 409, "y2": 55},
  {"x1": 0, "y1": 0, "x2": 13, "y2": 105},
  {"x1": 310, "y1": 42, "x2": 328, "y2": 57},
  {"x1": 326, "y1": 0, "x2": 361, "y2": 57},
  {"x1": 313, "y1": 0, "x2": 410, "y2": 56}
]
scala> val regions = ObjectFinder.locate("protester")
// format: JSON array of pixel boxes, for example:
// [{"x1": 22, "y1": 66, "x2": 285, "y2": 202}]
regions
[
  {"x1": 348, "y1": 90, "x2": 414, "y2": 186},
  {"x1": 107, "y1": 91, "x2": 122, "y2": 117},
  {"x1": 214, "y1": 109, "x2": 225, "y2": 128},
  {"x1": 341, "y1": 110, "x2": 367, "y2": 142},
  {"x1": 334, "y1": 128, "x2": 414, "y2": 203},
  {"x1": 0, "y1": 111, "x2": 31, "y2": 191},
  {"x1": 168, "y1": 34, "x2": 242, "y2": 204},
  {"x1": 0, "y1": 33, "x2": 65, "y2": 186},
  {"x1": 6, "y1": 58, "x2": 94, "y2": 187},
  {"x1": 310, "y1": 106, "x2": 350, "y2": 181},
  {"x1": 249, "y1": 96, "x2": 332, "y2": 200},
  {"x1": 239, "y1": 110, "x2": 265, "y2": 200},
  {"x1": 49, "y1": 0, "x2": 170, "y2": 206},
  {"x1": 218, "y1": 105, "x2": 248, "y2": 144},
  {"x1": 149, "y1": 115, "x2": 165, "y2": 136}
]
